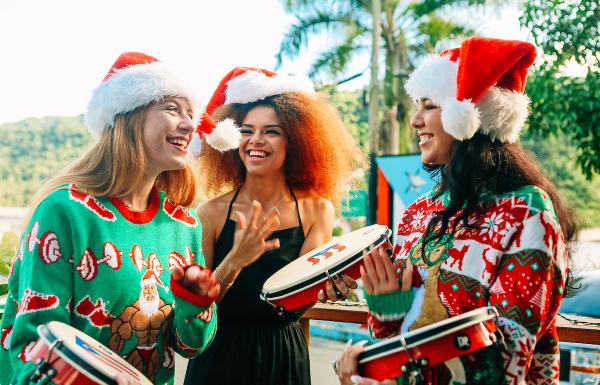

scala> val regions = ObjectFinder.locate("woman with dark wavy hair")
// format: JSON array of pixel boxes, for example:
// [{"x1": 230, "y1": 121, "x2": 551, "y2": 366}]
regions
[
  {"x1": 185, "y1": 67, "x2": 365, "y2": 385},
  {"x1": 335, "y1": 37, "x2": 577, "y2": 385}
]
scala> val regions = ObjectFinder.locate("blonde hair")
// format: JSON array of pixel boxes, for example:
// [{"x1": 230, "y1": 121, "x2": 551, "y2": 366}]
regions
[{"x1": 22, "y1": 106, "x2": 197, "y2": 230}]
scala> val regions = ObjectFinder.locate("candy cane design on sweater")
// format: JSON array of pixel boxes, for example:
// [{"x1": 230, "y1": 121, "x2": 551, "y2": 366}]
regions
[
  {"x1": 69, "y1": 184, "x2": 116, "y2": 221},
  {"x1": 163, "y1": 199, "x2": 197, "y2": 227}
]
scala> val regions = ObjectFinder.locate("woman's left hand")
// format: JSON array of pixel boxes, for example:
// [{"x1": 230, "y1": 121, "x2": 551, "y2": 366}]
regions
[
  {"x1": 171, "y1": 265, "x2": 221, "y2": 299},
  {"x1": 335, "y1": 341, "x2": 395, "y2": 385},
  {"x1": 318, "y1": 273, "x2": 358, "y2": 302}
]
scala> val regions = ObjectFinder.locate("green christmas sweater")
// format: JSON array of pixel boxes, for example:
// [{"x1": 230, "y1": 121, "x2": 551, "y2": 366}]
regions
[
  {"x1": 0, "y1": 184, "x2": 217, "y2": 385},
  {"x1": 366, "y1": 185, "x2": 568, "y2": 385}
]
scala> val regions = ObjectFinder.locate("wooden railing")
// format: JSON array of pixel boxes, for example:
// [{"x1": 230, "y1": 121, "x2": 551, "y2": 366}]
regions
[{"x1": 300, "y1": 303, "x2": 600, "y2": 346}]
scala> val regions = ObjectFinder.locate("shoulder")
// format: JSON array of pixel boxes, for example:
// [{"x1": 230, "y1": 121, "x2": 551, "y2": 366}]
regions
[
  {"x1": 491, "y1": 185, "x2": 558, "y2": 221},
  {"x1": 297, "y1": 193, "x2": 334, "y2": 219},
  {"x1": 195, "y1": 190, "x2": 236, "y2": 232}
]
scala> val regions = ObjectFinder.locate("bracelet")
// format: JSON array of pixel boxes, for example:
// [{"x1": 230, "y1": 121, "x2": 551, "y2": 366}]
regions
[{"x1": 214, "y1": 269, "x2": 233, "y2": 289}]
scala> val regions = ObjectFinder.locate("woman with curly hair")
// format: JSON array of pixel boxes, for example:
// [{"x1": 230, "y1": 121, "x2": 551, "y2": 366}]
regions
[{"x1": 184, "y1": 67, "x2": 366, "y2": 385}]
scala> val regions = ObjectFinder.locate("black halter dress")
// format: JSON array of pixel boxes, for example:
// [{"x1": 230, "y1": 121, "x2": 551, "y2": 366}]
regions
[{"x1": 184, "y1": 188, "x2": 311, "y2": 385}]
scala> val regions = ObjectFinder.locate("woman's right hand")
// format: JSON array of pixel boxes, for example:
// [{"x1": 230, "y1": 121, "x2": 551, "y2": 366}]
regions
[
  {"x1": 360, "y1": 244, "x2": 413, "y2": 295},
  {"x1": 228, "y1": 200, "x2": 281, "y2": 269},
  {"x1": 335, "y1": 341, "x2": 395, "y2": 385}
]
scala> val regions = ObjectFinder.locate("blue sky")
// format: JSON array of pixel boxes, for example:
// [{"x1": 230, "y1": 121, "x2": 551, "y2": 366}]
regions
[{"x1": 0, "y1": 0, "x2": 528, "y2": 125}]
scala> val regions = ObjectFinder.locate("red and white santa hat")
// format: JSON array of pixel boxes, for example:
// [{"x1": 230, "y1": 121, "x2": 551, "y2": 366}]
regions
[
  {"x1": 85, "y1": 52, "x2": 202, "y2": 136},
  {"x1": 190, "y1": 66, "x2": 316, "y2": 155},
  {"x1": 405, "y1": 36, "x2": 536, "y2": 143},
  {"x1": 141, "y1": 269, "x2": 165, "y2": 288}
]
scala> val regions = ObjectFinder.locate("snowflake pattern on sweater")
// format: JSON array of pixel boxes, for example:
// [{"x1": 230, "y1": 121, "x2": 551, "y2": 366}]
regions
[
  {"x1": 367, "y1": 186, "x2": 568, "y2": 385},
  {"x1": 0, "y1": 185, "x2": 217, "y2": 385}
]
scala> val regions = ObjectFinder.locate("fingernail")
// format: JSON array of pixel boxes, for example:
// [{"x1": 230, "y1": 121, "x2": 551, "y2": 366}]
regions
[
  {"x1": 339, "y1": 272, "x2": 346, "y2": 278},
  {"x1": 345, "y1": 339, "x2": 353, "y2": 347},
  {"x1": 350, "y1": 375, "x2": 362, "y2": 384},
  {"x1": 357, "y1": 340, "x2": 368, "y2": 346}
]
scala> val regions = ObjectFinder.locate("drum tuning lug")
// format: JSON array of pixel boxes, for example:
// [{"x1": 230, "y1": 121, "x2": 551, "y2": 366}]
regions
[
  {"x1": 419, "y1": 358, "x2": 428, "y2": 366},
  {"x1": 493, "y1": 330, "x2": 507, "y2": 352}
]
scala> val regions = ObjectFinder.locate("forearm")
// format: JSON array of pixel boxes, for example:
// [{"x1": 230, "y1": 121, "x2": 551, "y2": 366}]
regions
[{"x1": 213, "y1": 250, "x2": 244, "y2": 302}]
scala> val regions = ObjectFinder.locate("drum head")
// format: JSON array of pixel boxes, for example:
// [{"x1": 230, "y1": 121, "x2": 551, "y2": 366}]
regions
[
  {"x1": 262, "y1": 224, "x2": 390, "y2": 299},
  {"x1": 38, "y1": 321, "x2": 152, "y2": 385},
  {"x1": 359, "y1": 306, "x2": 497, "y2": 363}
]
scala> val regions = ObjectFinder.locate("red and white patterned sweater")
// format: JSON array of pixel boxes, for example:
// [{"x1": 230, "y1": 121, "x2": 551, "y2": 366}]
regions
[{"x1": 367, "y1": 185, "x2": 569, "y2": 385}]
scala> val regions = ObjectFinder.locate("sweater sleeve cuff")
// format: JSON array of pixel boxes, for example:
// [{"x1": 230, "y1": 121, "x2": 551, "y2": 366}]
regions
[
  {"x1": 170, "y1": 264, "x2": 216, "y2": 308},
  {"x1": 365, "y1": 288, "x2": 413, "y2": 321}
]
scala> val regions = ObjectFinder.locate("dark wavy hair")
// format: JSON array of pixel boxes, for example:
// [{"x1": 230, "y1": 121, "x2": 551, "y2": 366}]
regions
[{"x1": 422, "y1": 133, "x2": 578, "y2": 286}]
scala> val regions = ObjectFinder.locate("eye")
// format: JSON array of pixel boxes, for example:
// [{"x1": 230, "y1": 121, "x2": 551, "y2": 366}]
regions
[
  {"x1": 164, "y1": 104, "x2": 178, "y2": 113},
  {"x1": 239, "y1": 128, "x2": 253, "y2": 135},
  {"x1": 265, "y1": 129, "x2": 281, "y2": 136}
]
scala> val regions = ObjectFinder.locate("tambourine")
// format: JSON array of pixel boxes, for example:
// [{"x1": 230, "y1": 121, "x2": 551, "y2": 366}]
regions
[
  {"x1": 27, "y1": 321, "x2": 152, "y2": 385},
  {"x1": 261, "y1": 224, "x2": 391, "y2": 311},
  {"x1": 358, "y1": 307, "x2": 503, "y2": 381}
]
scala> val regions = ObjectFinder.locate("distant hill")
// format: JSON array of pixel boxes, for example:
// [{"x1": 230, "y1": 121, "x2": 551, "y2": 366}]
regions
[
  {"x1": 1, "y1": 97, "x2": 600, "y2": 227},
  {"x1": 0, "y1": 115, "x2": 93, "y2": 206}
]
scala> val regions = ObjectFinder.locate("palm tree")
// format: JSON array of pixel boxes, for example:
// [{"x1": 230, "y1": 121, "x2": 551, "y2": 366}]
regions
[{"x1": 277, "y1": 0, "x2": 497, "y2": 154}]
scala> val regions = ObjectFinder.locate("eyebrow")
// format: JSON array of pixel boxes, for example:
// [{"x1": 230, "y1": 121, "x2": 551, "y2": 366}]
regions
[{"x1": 241, "y1": 124, "x2": 283, "y2": 129}]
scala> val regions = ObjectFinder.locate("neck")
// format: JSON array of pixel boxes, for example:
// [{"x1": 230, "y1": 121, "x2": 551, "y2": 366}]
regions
[
  {"x1": 241, "y1": 172, "x2": 288, "y2": 205},
  {"x1": 120, "y1": 173, "x2": 157, "y2": 211}
]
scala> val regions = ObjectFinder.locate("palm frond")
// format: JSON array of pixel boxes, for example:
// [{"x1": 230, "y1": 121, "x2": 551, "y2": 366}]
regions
[
  {"x1": 276, "y1": 11, "x2": 351, "y2": 67},
  {"x1": 308, "y1": 34, "x2": 368, "y2": 78}
]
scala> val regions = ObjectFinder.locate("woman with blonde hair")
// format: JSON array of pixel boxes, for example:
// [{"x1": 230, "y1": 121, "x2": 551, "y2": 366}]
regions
[
  {"x1": 185, "y1": 67, "x2": 366, "y2": 385},
  {"x1": 0, "y1": 53, "x2": 277, "y2": 385}
]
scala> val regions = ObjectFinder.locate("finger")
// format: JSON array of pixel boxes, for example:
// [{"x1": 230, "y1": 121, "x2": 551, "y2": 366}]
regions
[
  {"x1": 259, "y1": 212, "x2": 280, "y2": 239},
  {"x1": 317, "y1": 289, "x2": 326, "y2": 303},
  {"x1": 339, "y1": 273, "x2": 358, "y2": 289},
  {"x1": 208, "y1": 281, "x2": 220, "y2": 298},
  {"x1": 362, "y1": 252, "x2": 380, "y2": 290},
  {"x1": 351, "y1": 375, "x2": 383, "y2": 385},
  {"x1": 234, "y1": 210, "x2": 247, "y2": 230},
  {"x1": 264, "y1": 238, "x2": 280, "y2": 252},
  {"x1": 249, "y1": 201, "x2": 262, "y2": 229},
  {"x1": 171, "y1": 266, "x2": 184, "y2": 282},
  {"x1": 325, "y1": 281, "x2": 339, "y2": 301},
  {"x1": 377, "y1": 247, "x2": 397, "y2": 282},
  {"x1": 401, "y1": 259, "x2": 413, "y2": 291},
  {"x1": 371, "y1": 247, "x2": 388, "y2": 284},
  {"x1": 360, "y1": 265, "x2": 374, "y2": 294}
]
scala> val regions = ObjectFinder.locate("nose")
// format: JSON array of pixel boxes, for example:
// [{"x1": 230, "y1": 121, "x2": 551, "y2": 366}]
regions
[
  {"x1": 178, "y1": 114, "x2": 195, "y2": 133},
  {"x1": 249, "y1": 130, "x2": 264, "y2": 144},
  {"x1": 410, "y1": 109, "x2": 424, "y2": 130}
]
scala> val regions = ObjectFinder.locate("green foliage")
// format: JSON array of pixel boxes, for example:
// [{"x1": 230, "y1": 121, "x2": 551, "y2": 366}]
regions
[
  {"x1": 330, "y1": 90, "x2": 369, "y2": 149},
  {"x1": 522, "y1": 131, "x2": 600, "y2": 228},
  {"x1": 521, "y1": 0, "x2": 600, "y2": 178},
  {"x1": 0, "y1": 115, "x2": 93, "y2": 206}
]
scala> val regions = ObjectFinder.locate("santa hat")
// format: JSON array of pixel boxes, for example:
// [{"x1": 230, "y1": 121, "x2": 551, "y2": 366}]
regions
[
  {"x1": 141, "y1": 269, "x2": 165, "y2": 288},
  {"x1": 85, "y1": 52, "x2": 202, "y2": 136},
  {"x1": 190, "y1": 66, "x2": 316, "y2": 155},
  {"x1": 405, "y1": 37, "x2": 536, "y2": 143}
]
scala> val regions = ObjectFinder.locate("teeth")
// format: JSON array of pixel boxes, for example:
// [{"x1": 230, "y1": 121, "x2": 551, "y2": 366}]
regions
[
  {"x1": 419, "y1": 134, "x2": 433, "y2": 144},
  {"x1": 168, "y1": 138, "x2": 188, "y2": 149},
  {"x1": 249, "y1": 150, "x2": 269, "y2": 158}
]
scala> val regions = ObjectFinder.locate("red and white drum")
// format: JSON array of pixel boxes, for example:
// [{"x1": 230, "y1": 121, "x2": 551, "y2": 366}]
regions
[
  {"x1": 261, "y1": 224, "x2": 391, "y2": 311},
  {"x1": 358, "y1": 307, "x2": 501, "y2": 381},
  {"x1": 28, "y1": 321, "x2": 152, "y2": 385}
]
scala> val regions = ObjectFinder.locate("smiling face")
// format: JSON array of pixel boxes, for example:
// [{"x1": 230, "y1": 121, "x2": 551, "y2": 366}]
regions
[
  {"x1": 410, "y1": 98, "x2": 455, "y2": 165},
  {"x1": 238, "y1": 104, "x2": 288, "y2": 176},
  {"x1": 142, "y1": 97, "x2": 195, "y2": 175}
]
